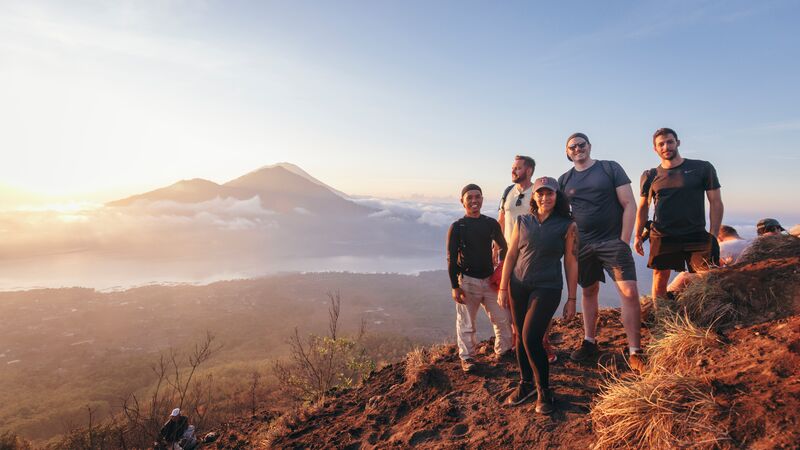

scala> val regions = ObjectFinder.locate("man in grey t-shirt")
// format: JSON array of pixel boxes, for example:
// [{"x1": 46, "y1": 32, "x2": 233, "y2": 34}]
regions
[{"x1": 558, "y1": 132, "x2": 643, "y2": 371}]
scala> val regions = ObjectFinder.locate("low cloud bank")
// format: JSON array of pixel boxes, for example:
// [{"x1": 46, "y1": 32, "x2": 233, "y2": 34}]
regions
[{"x1": 353, "y1": 197, "x2": 462, "y2": 227}]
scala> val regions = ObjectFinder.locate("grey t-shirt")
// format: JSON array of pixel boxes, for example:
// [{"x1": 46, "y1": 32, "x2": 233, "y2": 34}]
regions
[
  {"x1": 513, "y1": 213, "x2": 573, "y2": 289},
  {"x1": 558, "y1": 160, "x2": 631, "y2": 246}
]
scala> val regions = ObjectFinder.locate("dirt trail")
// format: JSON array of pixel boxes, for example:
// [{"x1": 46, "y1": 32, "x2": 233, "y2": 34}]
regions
[{"x1": 211, "y1": 310, "x2": 652, "y2": 449}]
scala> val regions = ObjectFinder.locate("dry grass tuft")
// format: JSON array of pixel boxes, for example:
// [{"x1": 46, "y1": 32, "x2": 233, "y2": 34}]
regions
[
  {"x1": 736, "y1": 234, "x2": 800, "y2": 264},
  {"x1": 648, "y1": 313, "x2": 722, "y2": 374},
  {"x1": 677, "y1": 277, "x2": 741, "y2": 330},
  {"x1": 404, "y1": 347, "x2": 432, "y2": 382},
  {"x1": 674, "y1": 236, "x2": 800, "y2": 330},
  {"x1": 593, "y1": 308, "x2": 732, "y2": 449},
  {"x1": 403, "y1": 346, "x2": 451, "y2": 392},
  {"x1": 259, "y1": 400, "x2": 324, "y2": 445},
  {"x1": 592, "y1": 371, "x2": 728, "y2": 450}
]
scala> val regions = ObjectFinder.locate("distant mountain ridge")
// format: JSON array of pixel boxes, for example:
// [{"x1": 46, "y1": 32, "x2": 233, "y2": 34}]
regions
[{"x1": 106, "y1": 164, "x2": 373, "y2": 215}]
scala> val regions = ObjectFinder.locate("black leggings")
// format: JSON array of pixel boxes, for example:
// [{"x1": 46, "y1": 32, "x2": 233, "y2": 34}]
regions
[{"x1": 509, "y1": 278, "x2": 561, "y2": 391}]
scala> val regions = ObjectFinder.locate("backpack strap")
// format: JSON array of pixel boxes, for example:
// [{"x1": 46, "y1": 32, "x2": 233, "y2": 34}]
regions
[
  {"x1": 643, "y1": 167, "x2": 658, "y2": 202},
  {"x1": 599, "y1": 160, "x2": 614, "y2": 182},
  {"x1": 499, "y1": 184, "x2": 515, "y2": 211},
  {"x1": 644, "y1": 167, "x2": 658, "y2": 221},
  {"x1": 561, "y1": 161, "x2": 613, "y2": 191},
  {"x1": 559, "y1": 168, "x2": 575, "y2": 192},
  {"x1": 451, "y1": 217, "x2": 467, "y2": 274}
]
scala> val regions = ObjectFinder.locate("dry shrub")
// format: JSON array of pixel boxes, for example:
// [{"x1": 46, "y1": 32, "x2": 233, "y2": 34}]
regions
[
  {"x1": 403, "y1": 346, "x2": 450, "y2": 392},
  {"x1": 675, "y1": 236, "x2": 800, "y2": 330},
  {"x1": 648, "y1": 313, "x2": 722, "y2": 374},
  {"x1": 258, "y1": 400, "x2": 324, "y2": 446},
  {"x1": 404, "y1": 347, "x2": 430, "y2": 381},
  {"x1": 593, "y1": 310, "x2": 730, "y2": 448},
  {"x1": 592, "y1": 372, "x2": 728, "y2": 450},
  {"x1": 736, "y1": 234, "x2": 800, "y2": 264},
  {"x1": 677, "y1": 276, "x2": 741, "y2": 330}
]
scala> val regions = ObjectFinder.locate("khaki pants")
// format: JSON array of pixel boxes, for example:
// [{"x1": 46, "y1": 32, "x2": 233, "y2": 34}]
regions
[{"x1": 456, "y1": 275, "x2": 513, "y2": 360}]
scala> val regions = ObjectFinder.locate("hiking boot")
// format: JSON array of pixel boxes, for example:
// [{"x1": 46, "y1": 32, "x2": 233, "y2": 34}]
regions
[
  {"x1": 535, "y1": 388, "x2": 554, "y2": 415},
  {"x1": 505, "y1": 382, "x2": 535, "y2": 406},
  {"x1": 493, "y1": 350, "x2": 515, "y2": 364},
  {"x1": 627, "y1": 349, "x2": 647, "y2": 373},
  {"x1": 543, "y1": 337, "x2": 557, "y2": 364},
  {"x1": 570, "y1": 339, "x2": 599, "y2": 362},
  {"x1": 461, "y1": 358, "x2": 476, "y2": 373}
]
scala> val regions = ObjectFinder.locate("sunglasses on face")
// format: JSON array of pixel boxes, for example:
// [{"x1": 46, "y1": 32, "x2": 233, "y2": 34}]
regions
[
  {"x1": 568, "y1": 142, "x2": 588, "y2": 151},
  {"x1": 515, "y1": 193, "x2": 525, "y2": 207}
]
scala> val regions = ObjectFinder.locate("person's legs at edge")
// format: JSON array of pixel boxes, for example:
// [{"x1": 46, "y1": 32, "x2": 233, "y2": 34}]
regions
[
  {"x1": 666, "y1": 272, "x2": 699, "y2": 294},
  {"x1": 521, "y1": 288, "x2": 561, "y2": 413}
]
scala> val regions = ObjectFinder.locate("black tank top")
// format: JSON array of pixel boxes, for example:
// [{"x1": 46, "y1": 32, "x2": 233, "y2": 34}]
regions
[{"x1": 513, "y1": 213, "x2": 572, "y2": 289}]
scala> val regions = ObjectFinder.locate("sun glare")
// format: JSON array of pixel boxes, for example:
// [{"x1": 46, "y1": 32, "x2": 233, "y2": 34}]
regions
[{"x1": 16, "y1": 201, "x2": 102, "y2": 213}]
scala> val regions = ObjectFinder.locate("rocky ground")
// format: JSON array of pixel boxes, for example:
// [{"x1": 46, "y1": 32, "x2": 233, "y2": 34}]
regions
[
  {"x1": 208, "y1": 309, "x2": 654, "y2": 449},
  {"x1": 204, "y1": 237, "x2": 800, "y2": 449}
]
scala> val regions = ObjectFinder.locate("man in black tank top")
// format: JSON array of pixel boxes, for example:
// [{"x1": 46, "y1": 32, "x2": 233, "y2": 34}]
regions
[
  {"x1": 447, "y1": 184, "x2": 513, "y2": 372},
  {"x1": 634, "y1": 128, "x2": 724, "y2": 305}
]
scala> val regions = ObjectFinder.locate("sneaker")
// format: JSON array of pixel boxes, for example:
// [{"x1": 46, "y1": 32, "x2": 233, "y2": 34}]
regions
[
  {"x1": 493, "y1": 349, "x2": 515, "y2": 363},
  {"x1": 461, "y1": 359, "x2": 476, "y2": 373},
  {"x1": 535, "y1": 389, "x2": 554, "y2": 415},
  {"x1": 505, "y1": 382, "x2": 535, "y2": 406},
  {"x1": 570, "y1": 339, "x2": 599, "y2": 362},
  {"x1": 543, "y1": 337, "x2": 557, "y2": 364},
  {"x1": 627, "y1": 349, "x2": 646, "y2": 373}
]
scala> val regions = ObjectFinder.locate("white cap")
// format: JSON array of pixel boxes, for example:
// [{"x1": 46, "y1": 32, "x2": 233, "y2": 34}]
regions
[{"x1": 171, "y1": 408, "x2": 181, "y2": 417}]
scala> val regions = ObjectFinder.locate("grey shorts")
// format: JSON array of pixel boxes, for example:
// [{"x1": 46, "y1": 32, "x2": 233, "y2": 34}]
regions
[{"x1": 578, "y1": 239, "x2": 637, "y2": 288}]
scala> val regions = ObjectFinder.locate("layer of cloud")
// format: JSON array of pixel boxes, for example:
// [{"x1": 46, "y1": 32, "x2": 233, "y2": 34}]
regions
[
  {"x1": 124, "y1": 196, "x2": 275, "y2": 218},
  {"x1": 353, "y1": 197, "x2": 463, "y2": 227}
]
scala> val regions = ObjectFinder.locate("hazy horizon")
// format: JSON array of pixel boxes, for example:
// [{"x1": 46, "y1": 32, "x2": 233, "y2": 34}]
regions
[
  {"x1": 2, "y1": 1, "x2": 799, "y2": 290},
  {"x1": 2, "y1": 1, "x2": 800, "y2": 211}
]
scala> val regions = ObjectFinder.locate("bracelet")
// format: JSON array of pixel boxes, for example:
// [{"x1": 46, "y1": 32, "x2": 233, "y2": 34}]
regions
[
  {"x1": 499, "y1": 288, "x2": 508, "y2": 291},
  {"x1": 567, "y1": 297, "x2": 577, "y2": 301}
]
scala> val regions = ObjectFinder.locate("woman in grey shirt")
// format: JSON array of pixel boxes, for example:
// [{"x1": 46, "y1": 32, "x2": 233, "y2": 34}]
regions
[{"x1": 498, "y1": 176, "x2": 578, "y2": 414}]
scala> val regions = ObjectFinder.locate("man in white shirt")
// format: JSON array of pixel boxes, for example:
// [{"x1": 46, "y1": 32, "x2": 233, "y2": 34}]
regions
[
  {"x1": 498, "y1": 155, "x2": 535, "y2": 244},
  {"x1": 717, "y1": 225, "x2": 749, "y2": 266}
]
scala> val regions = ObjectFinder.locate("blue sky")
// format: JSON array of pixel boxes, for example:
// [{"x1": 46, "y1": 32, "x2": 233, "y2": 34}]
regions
[{"x1": 1, "y1": 0, "x2": 798, "y2": 222}]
